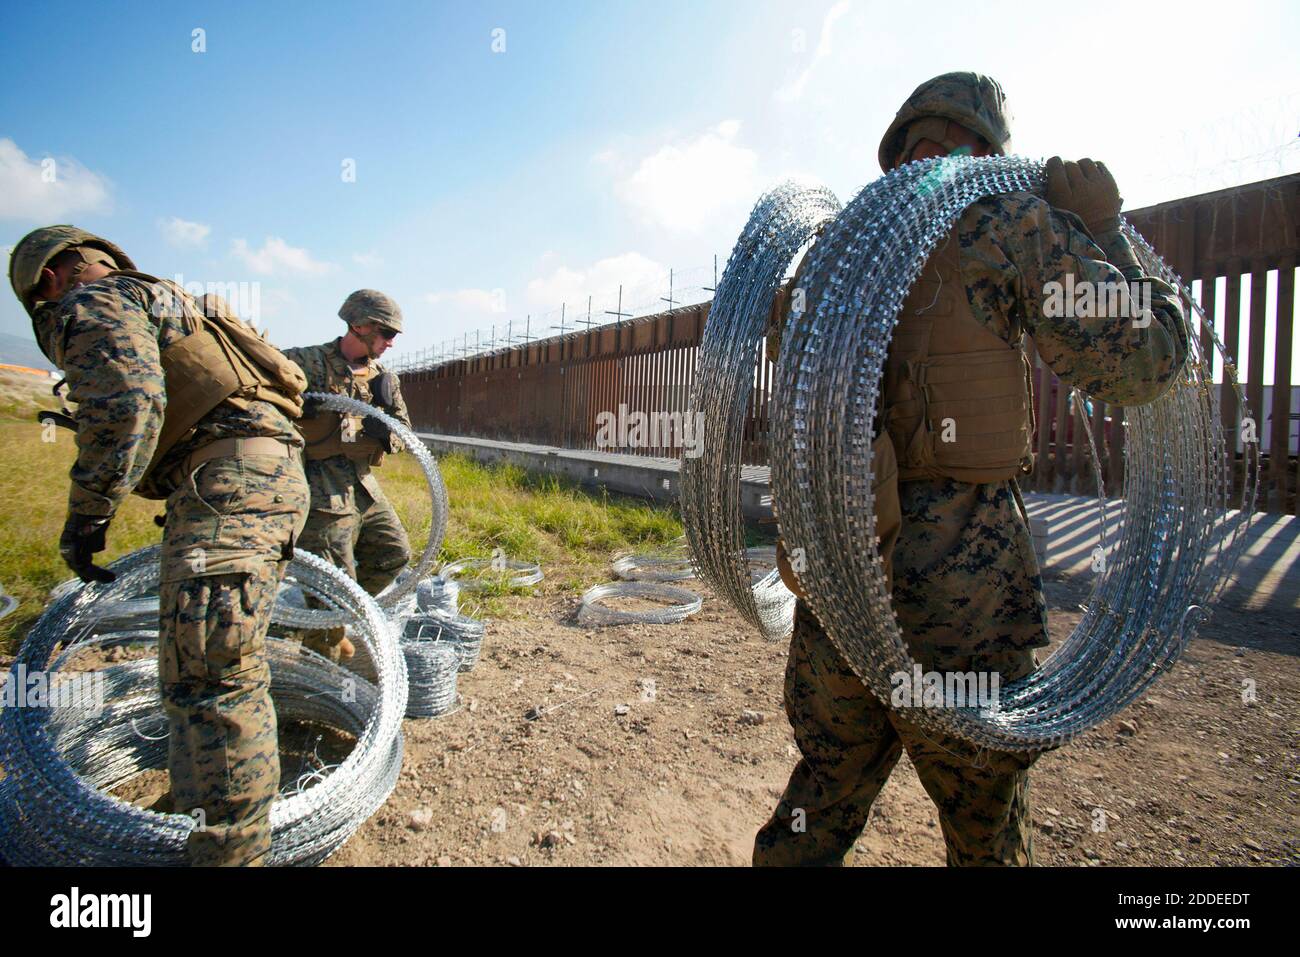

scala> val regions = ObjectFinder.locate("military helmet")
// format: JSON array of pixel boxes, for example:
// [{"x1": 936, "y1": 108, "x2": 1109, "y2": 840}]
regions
[
  {"x1": 8, "y1": 225, "x2": 135, "y2": 318},
  {"x1": 339, "y1": 289, "x2": 402, "y2": 333},
  {"x1": 878, "y1": 72, "x2": 1012, "y2": 172}
]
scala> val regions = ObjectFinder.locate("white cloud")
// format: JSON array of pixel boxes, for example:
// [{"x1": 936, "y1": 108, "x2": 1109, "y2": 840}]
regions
[
  {"x1": 352, "y1": 251, "x2": 384, "y2": 269},
  {"x1": 775, "y1": 1, "x2": 851, "y2": 104},
  {"x1": 615, "y1": 121, "x2": 763, "y2": 232},
  {"x1": 257, "y1": 288, "x2": 298, "y2": 323},
  {"x1": 0, "y1": 138, "x2": 112, "y2": 221},
  {"x1": 230, "y1": 236, "x2": 333, "y2": 277},
  {"x1": 526, "y1": 252, "x2": 667, "y2": 313},
  {"x1": 424, "y1": 287, "x2": 507, "y2": 315},
  {"x1": 158, "y1": 216, "x2": 210, "y2": 248}
]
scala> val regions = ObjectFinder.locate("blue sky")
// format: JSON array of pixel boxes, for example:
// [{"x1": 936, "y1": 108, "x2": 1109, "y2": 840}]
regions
[{"x1": 2, "y1": 0, "x2": 1297, "y2": 378}]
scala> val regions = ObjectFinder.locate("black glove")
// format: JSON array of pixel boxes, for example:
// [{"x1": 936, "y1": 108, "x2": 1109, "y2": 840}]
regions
[
  {"x1": 59, "y1": 513, "x2": 117, "y2": 584},
  {"x1": 36, "y1": 409, "x2": 77, "y2": 431},
  {"x1": 371, "y1": 372, "x2": 398, "y2": 413},
  {"x1": 301, "y1": 395, "x2": 323, "y2": 418},
  {"x1": 362, "y1": 415, "x2": 393, "y2": 450}
]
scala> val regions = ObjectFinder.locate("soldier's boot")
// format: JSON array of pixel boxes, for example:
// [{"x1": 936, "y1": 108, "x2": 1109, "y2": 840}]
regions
[{"x1": 302, "y1": 625, "x2": 354, "y2": 662}]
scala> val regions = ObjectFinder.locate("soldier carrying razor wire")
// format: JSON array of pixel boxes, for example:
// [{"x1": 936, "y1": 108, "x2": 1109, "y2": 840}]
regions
[
  {"x1": 282, "y1": 290, "x2": 413, "y2": 662},
  {"x1": 756, "y1": 71, "x2": 1189, "y2": 866},
  {"x1": 9, "y1": 225, "x2": 310, "y2": 866}
]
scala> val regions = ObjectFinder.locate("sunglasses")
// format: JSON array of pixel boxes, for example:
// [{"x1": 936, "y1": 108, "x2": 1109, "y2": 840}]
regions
[{"x1": 376, "y1": 326, "x2": 398, "y2": 341}]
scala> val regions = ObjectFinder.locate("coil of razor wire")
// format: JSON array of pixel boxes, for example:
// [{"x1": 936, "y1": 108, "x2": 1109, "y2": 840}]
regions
[
  {"x1": 440, "y1": 557, "x2": 543, "y2": 590},
  {"x1": 680, "y1": 180, "x2": 842, "y2": 642},
  {"x1": 8, "y1": 635, "x2": 391, "y2": 828},
  {"x1": 760, "y1": 154, "x2": 1255, "y2": 752},
  {"x1": 399, "y1": 638, "x2": 461, "y2": 718},
  {"x1": 405, "y1": 612, "x2": 485, "y2": 672},
  {"x1": 417, "y1": 576, "x2": 461, "y2": 615},
  {"x1": 576, "y1": 581, "x2": 703, "y2": 627},
  {"x1": 0, "y1": 545, "x2": 407, "y2": 865},
  {"x1": 267, "y1": 391, "x2": 449, "y2": 630},
  {"x1": 611, "y1": 553, "x2": 696, "y2": 582}
]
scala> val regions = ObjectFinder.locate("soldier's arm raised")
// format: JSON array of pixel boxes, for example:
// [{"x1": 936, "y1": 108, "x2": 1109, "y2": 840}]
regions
[
  {"x1": 1002, "y1": 191, "x2": 1187, "y2": 407},
  {"x1": 60, "y1": 280, "x2": 166, "y2": 518}
]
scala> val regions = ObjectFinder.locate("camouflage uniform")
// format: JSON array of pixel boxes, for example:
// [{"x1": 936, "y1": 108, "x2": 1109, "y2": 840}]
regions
[
  {"x1": 12, "y1": 227, "x2": 308, "y2": 867},
  {"x1": 281, "y1": 337, "x2": 412, "y2": 658},
  {"x1": 755, "y1": 74, "x2": 1188, "y2": 866}
]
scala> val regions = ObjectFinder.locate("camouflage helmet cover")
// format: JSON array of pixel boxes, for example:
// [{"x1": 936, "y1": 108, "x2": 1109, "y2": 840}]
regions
[
  {"x1": 8, "y1": 225, "x2": 135, "y2": 318},
  {"x1": 878, "y1": 72, "x2": 1012, "y2": 172},
  {"x1": 339, "y1": 288, "x2": 403, "y2": 332}
]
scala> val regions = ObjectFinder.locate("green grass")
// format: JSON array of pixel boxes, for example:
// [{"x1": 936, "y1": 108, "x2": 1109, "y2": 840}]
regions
[
  {"x1": 384, "y1": 452, "x2": 683, "y2": 617},
  {"x1": 0, "y1": 392, "x2": 684, "y2": 652}
]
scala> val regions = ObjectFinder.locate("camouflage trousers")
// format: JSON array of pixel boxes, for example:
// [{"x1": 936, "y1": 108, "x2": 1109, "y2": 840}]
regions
[
  {"x1": 159, "y1": 450, "x2": 309, "y2": 866},
  {"x1": 753, "y1": 600, "x2": 1041, "y2": 867},
  {"x1": 295, "y1": 478, "x2": 410, "y2": 661}
]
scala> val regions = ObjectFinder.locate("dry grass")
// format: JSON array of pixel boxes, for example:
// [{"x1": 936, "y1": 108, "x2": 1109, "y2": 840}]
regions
[{"x1": 0, "y1": 368, "x2": 61, "y2": 421}]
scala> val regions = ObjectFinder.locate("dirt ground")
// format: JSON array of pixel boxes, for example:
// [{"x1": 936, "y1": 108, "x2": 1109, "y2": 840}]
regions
[
  {"x1": 324, "y1": 573, "x2": 1299, "y2": 868},
  {"x1": 3, "y1": 565, "x2": 1293, "y2": 867}
]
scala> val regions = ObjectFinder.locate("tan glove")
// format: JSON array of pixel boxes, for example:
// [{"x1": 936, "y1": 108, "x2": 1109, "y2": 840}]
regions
[{"x1": 1044, "y1": 157, "x2": 1123, "y2": 235}]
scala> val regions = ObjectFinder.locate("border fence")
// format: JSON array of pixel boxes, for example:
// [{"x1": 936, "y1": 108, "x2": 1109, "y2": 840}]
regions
[{"x1": 400, "y1": 173, "x2": 1299, "y2": 515}]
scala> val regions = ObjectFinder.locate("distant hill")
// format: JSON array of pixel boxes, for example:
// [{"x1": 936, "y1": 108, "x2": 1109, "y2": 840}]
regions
[{"x1": 0, "y1": 332, "x2": 53, "y2": 371}]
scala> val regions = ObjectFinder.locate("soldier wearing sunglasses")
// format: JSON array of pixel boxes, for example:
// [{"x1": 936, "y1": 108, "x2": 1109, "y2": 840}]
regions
[{"x1": 283, "y1": 290, "x2": 414, "y2": 660}]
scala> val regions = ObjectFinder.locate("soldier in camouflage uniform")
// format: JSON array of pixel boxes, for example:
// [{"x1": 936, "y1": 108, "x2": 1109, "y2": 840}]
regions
[
  {"x1": 282, "y1": 290, "x2": 412, "y2": 661},
  {"x1": 756, "y1": 73, "x2": 1189, "y2": 866},
  {"x1": 9, "y1": 226, "x2": 310, "y2": 866}
]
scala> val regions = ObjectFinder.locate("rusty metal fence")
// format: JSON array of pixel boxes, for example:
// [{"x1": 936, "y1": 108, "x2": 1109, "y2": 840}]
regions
[{"x1": 401, "y1": 173, "x2": 1299, "y2": 515}]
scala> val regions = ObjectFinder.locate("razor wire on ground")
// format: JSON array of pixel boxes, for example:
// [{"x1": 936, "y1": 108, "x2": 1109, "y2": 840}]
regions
[
  {"x1": 689, "y1": 157, "x2": 1255, "y2": 752},
  {"x1": 40, "y1": 388, "x2": 489, "y2": 719},
  {"x1": 680, "y1": 180, "x2": 842, "y2": 642},
  {"x1": 577, "y1": 581, "x2": 703, "y2": 626},
  {"x1": 439, "y1": 557, "x2": 544, "y2": 590},
  {"x1": 0, "y1": 547, "x2": 406, "y2": 866},
  {"x1": 612, "y1": 537, "x2": 697, "y2": 582},
  {"x1": 56, "y1": 558, "x2": 506, "y2": 722},
  {"x1": 404, "y1": 611, "x2": 486, "y2": 673},
  {"x1": 397, "y1": 639, "x2": 461, "y2": 719}
]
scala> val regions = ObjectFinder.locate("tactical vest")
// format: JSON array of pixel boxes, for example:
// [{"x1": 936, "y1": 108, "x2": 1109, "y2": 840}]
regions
[
  {"x1": 297, "y1": 363, "x2": 387, "y2": 465},
  {"x1": 114, "y1": 271, "x2": 307, "y2": 481},
  {"x1": 882, "y1": 230, "x2": 1035, "y2": 483}
]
